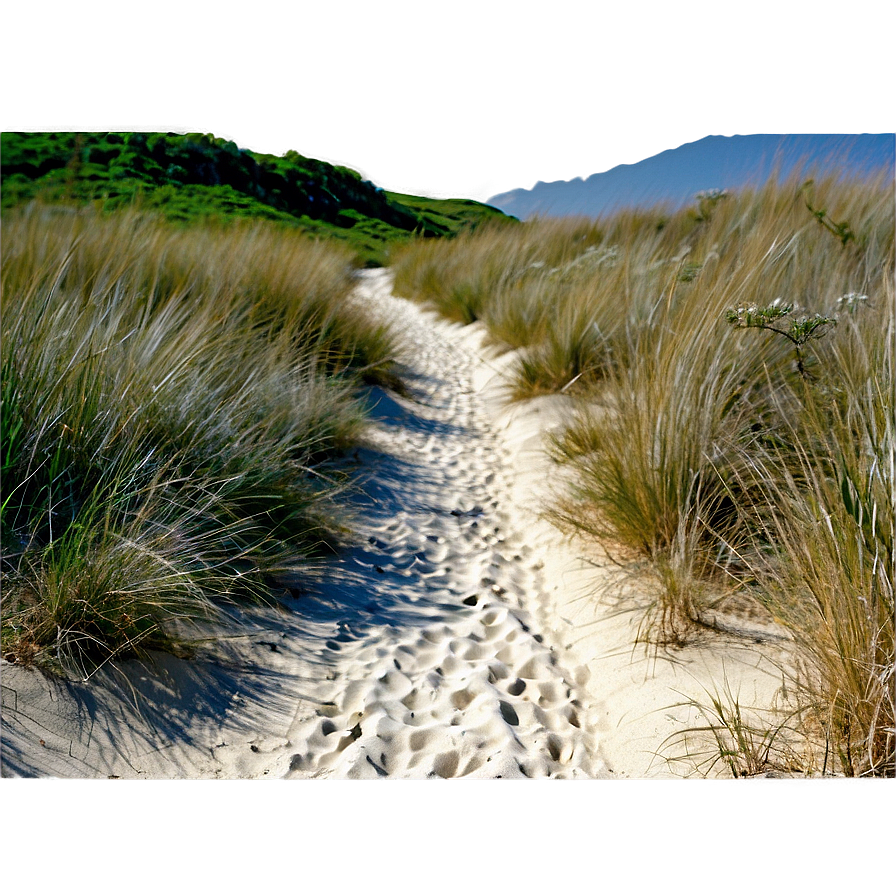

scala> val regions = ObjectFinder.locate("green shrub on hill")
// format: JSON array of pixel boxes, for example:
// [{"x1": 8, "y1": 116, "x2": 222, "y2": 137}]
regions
[{"x1": 0, "y1": 132, "x2": 510, "y2": 266}]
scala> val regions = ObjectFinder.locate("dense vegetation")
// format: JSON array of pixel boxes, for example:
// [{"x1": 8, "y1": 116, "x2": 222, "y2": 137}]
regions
[
  {"x1": 0, "y1": 132, "x2": 510, "y2": 266},
  {"x1": 392, "y1": 174, "x2": 895, "y2": 776},
  {"x1": 0, "y1": 131, "x2": 508, "y2": 681},
  {"x1": 1, "y1": 205, "x2": 398, "y2": 677}
]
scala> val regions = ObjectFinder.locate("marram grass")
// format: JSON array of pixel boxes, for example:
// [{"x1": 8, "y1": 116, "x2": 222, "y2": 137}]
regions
[
  {"x1": 1, "y1": 205, "x2": 397, "y2": 676},
  {"x1": 395, "y1": 172, "x2": 895, "y2": 773}
]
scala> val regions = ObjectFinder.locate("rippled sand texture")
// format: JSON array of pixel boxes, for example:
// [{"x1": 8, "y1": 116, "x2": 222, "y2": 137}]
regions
[{"x1": 277, "y1": 271, "x2": 603, "y2": 778}]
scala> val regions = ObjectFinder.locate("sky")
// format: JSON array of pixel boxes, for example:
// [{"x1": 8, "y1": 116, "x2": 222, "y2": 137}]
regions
[{"x1": 2, "y1": 1, "x2": 894, "y2": 203}]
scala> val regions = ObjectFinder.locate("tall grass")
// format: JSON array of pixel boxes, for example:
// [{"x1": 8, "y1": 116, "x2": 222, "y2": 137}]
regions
[
  {"x1": 394, "y1": 172, "x2": 895, "y2": 772},
  {"x1": 738, "y1": 291, "x2": 894, "y2": 775},
  {"x1": 545, "y1": 240, "x2": 796, "y2": 640},
  {"x1": 1, "y1": 205, "x2": 398, "y2": 677},
  {"x1": 393, "y1": 215, "x2": 605, "y2": 329}
]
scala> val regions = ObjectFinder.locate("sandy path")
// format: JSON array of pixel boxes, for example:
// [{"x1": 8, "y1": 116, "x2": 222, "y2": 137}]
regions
[
  {"x1": 262, "y1": 271, "x2": 604, "y2": 778},
  {"x1": 2, "y1": 270, "x2": 794, "y2": 779},
  {"x1": 1, "y1": 270, "x2": 604, "y2": 779}
]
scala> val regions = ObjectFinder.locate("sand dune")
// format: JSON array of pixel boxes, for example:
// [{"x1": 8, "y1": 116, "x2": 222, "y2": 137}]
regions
[{"x1": 1, "y1": 270, "x2": 792, "y2": 778}]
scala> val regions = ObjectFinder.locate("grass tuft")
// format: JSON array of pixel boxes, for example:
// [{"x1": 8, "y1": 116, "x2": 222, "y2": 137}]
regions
[
  {"x1": 1, "y1": 205, "x2": 396, "y2": 676},
  {"x1": 658, "y1": 673, "x2": 814, "y2": 778},
  {"x1": 394, "y1": 171, "x2": 895, "y2": 771}
]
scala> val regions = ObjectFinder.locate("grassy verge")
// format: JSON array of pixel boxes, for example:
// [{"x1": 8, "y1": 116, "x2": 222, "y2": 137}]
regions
[
  {"x1": 1, "y1": 205, "x2": 398, "y2": 678},
  {"x1": 393, "y1": 172, "x2": 895, "y2": 774}
]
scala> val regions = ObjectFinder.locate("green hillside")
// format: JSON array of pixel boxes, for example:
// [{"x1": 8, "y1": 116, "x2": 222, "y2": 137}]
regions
[{"x1": 0, "y1": 132, "x2": 512, "y2": 265}]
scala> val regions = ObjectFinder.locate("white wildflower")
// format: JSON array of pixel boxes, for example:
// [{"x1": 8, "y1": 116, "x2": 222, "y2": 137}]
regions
[{"x1": 695, "y1": 188, "x2": 729, "y2": 201}]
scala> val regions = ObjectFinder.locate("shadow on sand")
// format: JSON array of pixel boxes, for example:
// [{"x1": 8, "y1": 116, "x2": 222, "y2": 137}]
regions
[{"x1": 1, "y1": 376, "x2": 487, "y2": 777}]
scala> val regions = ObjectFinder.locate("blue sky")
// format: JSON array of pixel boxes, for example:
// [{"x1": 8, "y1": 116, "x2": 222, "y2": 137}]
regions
[{"x1": 488, "y1": 133, "x2": 896, "y2": 218}]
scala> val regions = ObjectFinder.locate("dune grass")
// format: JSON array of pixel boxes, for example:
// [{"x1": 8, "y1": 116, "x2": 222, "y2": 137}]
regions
[
  {"x1": 1, "y1": 205, "x2": 398, "y2": 677},
  {"x1": 656, "y1": 667, "x2": 810, "y2": 778},
  {"x1": 393, "y1": 172, "x2": 895, "y2": 774},
  {"x1": 737, "y1": 292, "x2": 894, "y2": 776}
]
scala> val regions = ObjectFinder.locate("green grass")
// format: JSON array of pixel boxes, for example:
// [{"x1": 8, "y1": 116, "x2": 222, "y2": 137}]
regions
[
  {"x1": 384, "y1": 191, "x2": 512, "y2": 234},
  {"x1": 1, "y1": 205, "x2": 394, "y2": 677}
]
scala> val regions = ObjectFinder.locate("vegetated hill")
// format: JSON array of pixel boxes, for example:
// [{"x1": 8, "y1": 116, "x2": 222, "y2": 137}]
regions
[{"x1": 0, "y1": 132, "x2": 511, "y2": 266}]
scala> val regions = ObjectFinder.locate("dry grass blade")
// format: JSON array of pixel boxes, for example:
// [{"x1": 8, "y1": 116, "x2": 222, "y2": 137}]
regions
[
  {"x1": 657, "y1": 672, "x2": 814, "y2": 778},
  {"x1": 1, "y1": 205, "x2": 396, "y2": 677}
]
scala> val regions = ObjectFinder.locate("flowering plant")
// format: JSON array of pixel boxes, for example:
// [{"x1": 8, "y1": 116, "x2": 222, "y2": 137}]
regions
[
  {"x1": 692, "y1": 188, "x2": 729, "y2": 222},
  {"x1": 726, "y1": 299, "x2": 837, "y2": 379}
]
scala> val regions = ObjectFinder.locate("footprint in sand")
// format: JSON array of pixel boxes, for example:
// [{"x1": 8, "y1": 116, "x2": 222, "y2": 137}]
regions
[{"x1": 271, "y1": 272, "x2": 605, "y2": 779}]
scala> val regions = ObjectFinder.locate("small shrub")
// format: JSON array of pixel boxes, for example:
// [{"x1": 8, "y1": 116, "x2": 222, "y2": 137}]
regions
[{"x1": 726, "y1": 299, "x2": 837, "y2": 379}]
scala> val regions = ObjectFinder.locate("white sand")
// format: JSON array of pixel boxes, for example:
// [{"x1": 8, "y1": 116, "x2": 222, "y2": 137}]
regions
[{"x1": 0, "y1": 270, "x2": 794, "y2": 779}]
